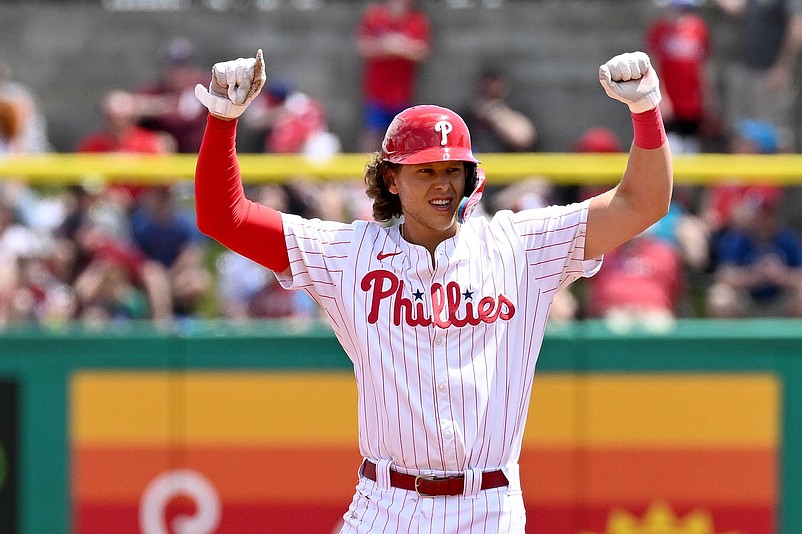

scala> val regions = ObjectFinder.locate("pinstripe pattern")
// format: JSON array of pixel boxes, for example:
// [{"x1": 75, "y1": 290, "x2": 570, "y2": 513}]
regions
[
  {"x1": 276, "y1": 201, "x2": 601, "y2": 533},
  {"x1": 338, "y1": 478, "x2": 526, "y2": 534}
]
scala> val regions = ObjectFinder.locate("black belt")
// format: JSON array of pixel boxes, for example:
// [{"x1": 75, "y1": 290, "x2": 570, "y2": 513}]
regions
[{"x1": 360, "y1": 460, "x2": 509, "y2": 497}]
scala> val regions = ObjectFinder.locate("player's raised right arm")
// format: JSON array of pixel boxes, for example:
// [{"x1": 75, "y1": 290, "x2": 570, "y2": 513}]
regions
[{"x1": 194, "y1": 50, "x2": 290, "y2": 273}]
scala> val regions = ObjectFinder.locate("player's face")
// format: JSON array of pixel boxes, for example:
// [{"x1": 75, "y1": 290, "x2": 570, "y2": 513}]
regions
[{"x1": 387, "y1": 160, "x2": 466, "y2": 243}]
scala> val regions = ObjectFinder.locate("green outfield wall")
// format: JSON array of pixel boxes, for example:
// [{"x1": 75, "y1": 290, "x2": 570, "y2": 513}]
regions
[{"x1": 0, "y1": 319, "x2": 799, "y2": 534}]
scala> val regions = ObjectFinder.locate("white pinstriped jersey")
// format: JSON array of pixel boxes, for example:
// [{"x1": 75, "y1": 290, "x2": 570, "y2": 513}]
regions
[{"x1": 277, "y1": 199, "x2": 601, "y2": 479}]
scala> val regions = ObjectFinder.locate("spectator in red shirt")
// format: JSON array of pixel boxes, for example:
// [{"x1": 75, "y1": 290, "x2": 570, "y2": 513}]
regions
[
  {"x1": 107, "y1": 38, "x2": 208, "y2": 154},
  {"x1": 586, "y1": 229, "x2": 685, "y2": 331},
  {"x1": 78, "y1": 90, "x2": 173, "y2": 154},
  {"x1": 242, "y1": 80, "x2": 341, "y2": 158},
  {"x1": 646, "y1": 0, "x2": 715, "y2": 153},
  {"x1": 77, "y1": 90, "x2": 174, "y2": 207},
  {"x1": 355, "y1": 0, "x2": 431, "y2": 152}
]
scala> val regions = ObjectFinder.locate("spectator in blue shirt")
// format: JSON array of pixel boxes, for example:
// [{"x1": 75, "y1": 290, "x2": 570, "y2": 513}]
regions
[
  {"x1": 706, "y1": 195, "x2": 802, "y2": 317},
  {"x1": 130, "y1": 186, "x2": 212, "y2": 317}
]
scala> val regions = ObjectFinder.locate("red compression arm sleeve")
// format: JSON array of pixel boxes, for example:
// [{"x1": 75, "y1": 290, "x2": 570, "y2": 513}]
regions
[
  {"x1": 195, "y1": 115, "x2": 291, "y2": 273},
  {"x1": 631, "y1": 107, "x2": 667, "y2": 150}
]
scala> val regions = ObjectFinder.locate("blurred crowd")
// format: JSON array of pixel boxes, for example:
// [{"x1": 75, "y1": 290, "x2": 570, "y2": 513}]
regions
[{"x1": 1, "y1": 0, "x2": 801, "y2": 330}]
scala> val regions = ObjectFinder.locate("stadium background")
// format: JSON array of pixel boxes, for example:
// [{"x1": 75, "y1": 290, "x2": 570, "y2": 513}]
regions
[
  {"x1": 1, "y1": 1, "x2": 802, "y2": 533},
  {"x1": 4, "y1": 0, "x2": 793, "y2": 154}
]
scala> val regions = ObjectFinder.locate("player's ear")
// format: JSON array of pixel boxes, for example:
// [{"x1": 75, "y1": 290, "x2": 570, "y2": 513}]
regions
[{"x1": 384, "y1": 169, "x2": 399, "y2": 195}]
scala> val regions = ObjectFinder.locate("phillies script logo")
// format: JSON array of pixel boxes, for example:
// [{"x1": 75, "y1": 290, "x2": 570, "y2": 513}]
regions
[{"x1": 361, "y1": 270, "x2": 515, "y2": 328}]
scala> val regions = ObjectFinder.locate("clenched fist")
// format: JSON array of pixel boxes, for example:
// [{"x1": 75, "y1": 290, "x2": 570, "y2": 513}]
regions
[{"x1": 599, "y1": 51, "x2": 661, "y2": 114}]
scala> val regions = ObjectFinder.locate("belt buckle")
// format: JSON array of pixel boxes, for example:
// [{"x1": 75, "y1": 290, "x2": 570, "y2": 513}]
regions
[{"x1": 414, "y1": 474, "x2": 440, "y2": 497}]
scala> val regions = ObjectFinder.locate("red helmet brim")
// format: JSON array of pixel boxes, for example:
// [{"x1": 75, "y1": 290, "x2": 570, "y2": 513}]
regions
[{"x1": 385, "y1": 146, "x2": 480, "y2": 165}]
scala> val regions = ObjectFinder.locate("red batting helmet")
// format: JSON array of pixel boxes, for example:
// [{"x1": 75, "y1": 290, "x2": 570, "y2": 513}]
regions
[
  {"x1": 382, "y1": 105, "x2": 480, "y2": 166},
  {"x1": 381, "y1": 105, "x2": 481, "y2": 195}
]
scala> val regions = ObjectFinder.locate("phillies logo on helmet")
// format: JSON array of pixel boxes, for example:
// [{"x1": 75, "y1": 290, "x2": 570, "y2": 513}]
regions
[
  {"x1": 434, "y1": 120, "x2": 453, "y2": 146},
  {"x1": 381, "y1": 105, "x2": 480, "y2": 165}
]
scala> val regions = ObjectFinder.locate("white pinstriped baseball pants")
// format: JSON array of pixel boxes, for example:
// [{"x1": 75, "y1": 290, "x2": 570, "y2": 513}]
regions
[{"x1": 338, "y1": 462, "x2": 526, "y2": 534}]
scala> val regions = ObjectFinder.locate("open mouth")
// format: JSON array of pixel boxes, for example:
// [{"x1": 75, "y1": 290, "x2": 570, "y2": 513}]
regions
[{"x1": 430, "y1": 198, "x2": 452, "y2": 211}]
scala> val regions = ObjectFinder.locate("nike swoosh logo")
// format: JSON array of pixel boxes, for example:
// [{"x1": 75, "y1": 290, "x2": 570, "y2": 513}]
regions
[{"x1": 377, "y1": 251, "x2": 402, "y2": 261}]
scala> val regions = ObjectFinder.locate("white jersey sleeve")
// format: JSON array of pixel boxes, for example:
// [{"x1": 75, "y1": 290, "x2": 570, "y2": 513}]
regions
[
  {"x1": 274, "y1": 214, "x2": 388, "y2": 336},
  {"x1": 274, "y1": 213, "x2": 356, "y2": 293},
  {"x1": 501, "y1": 198, "x2": 602, "y2": 292}
]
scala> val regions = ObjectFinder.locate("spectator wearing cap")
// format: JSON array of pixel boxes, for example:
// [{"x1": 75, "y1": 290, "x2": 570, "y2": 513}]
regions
[
  {"x1": 52, "y1": 185, "x2": 173, "y2": 326},
  {"x1": 78, "y1": 91, "x2": 173, "y2": 155}
]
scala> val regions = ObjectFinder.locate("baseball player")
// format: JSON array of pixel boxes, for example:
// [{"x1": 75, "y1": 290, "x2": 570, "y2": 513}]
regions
[{"x1": 193, "y1": 49, "x2": 671, "y2": 533}]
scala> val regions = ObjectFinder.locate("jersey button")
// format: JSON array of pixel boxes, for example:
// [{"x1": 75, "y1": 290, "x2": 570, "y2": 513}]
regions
[
  {"x1": 434, "y1": 337, "x2": 444, "y2": 346},
  {"x1": 437, "y1": 383, "x2": 446, "y2": 392}
]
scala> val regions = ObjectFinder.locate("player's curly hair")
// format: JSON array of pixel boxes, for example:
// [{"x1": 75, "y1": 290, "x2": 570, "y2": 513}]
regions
[{"x1": 364, "y1": 152, "x2": 402, "y2": 222}]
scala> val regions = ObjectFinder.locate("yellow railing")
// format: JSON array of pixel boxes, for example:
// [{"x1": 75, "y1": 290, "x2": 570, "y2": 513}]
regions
[{"x1": 1, "y1": 153, "x2": 801, "y2": 185}]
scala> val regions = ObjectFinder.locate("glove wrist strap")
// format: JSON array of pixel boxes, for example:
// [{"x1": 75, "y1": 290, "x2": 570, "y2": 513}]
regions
[
  {"x1": 631, "y1": 107, "x2": 666, "y2": 150},
  {"x1": 194, "y1": 84, "x2": 249, "y2": 119}
]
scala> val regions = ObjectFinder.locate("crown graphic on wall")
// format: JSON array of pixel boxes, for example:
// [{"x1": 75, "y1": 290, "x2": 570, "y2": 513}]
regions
[{"x1": 581, "y1": 502, "x2": 740, "y2": 534}]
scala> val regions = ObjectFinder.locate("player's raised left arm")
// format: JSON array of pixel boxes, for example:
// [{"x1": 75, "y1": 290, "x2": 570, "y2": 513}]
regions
[{"x1": 584, "y1": 51, "x2": 673, "y2": 260}]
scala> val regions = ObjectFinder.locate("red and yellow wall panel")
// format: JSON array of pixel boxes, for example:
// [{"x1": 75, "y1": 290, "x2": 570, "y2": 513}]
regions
[
  {"x1": 70, "y1": 372, "x2": 779, "y2": 534},
  {"x1": 520, "y1": 375, "x2": 778, "y2": 534}
]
